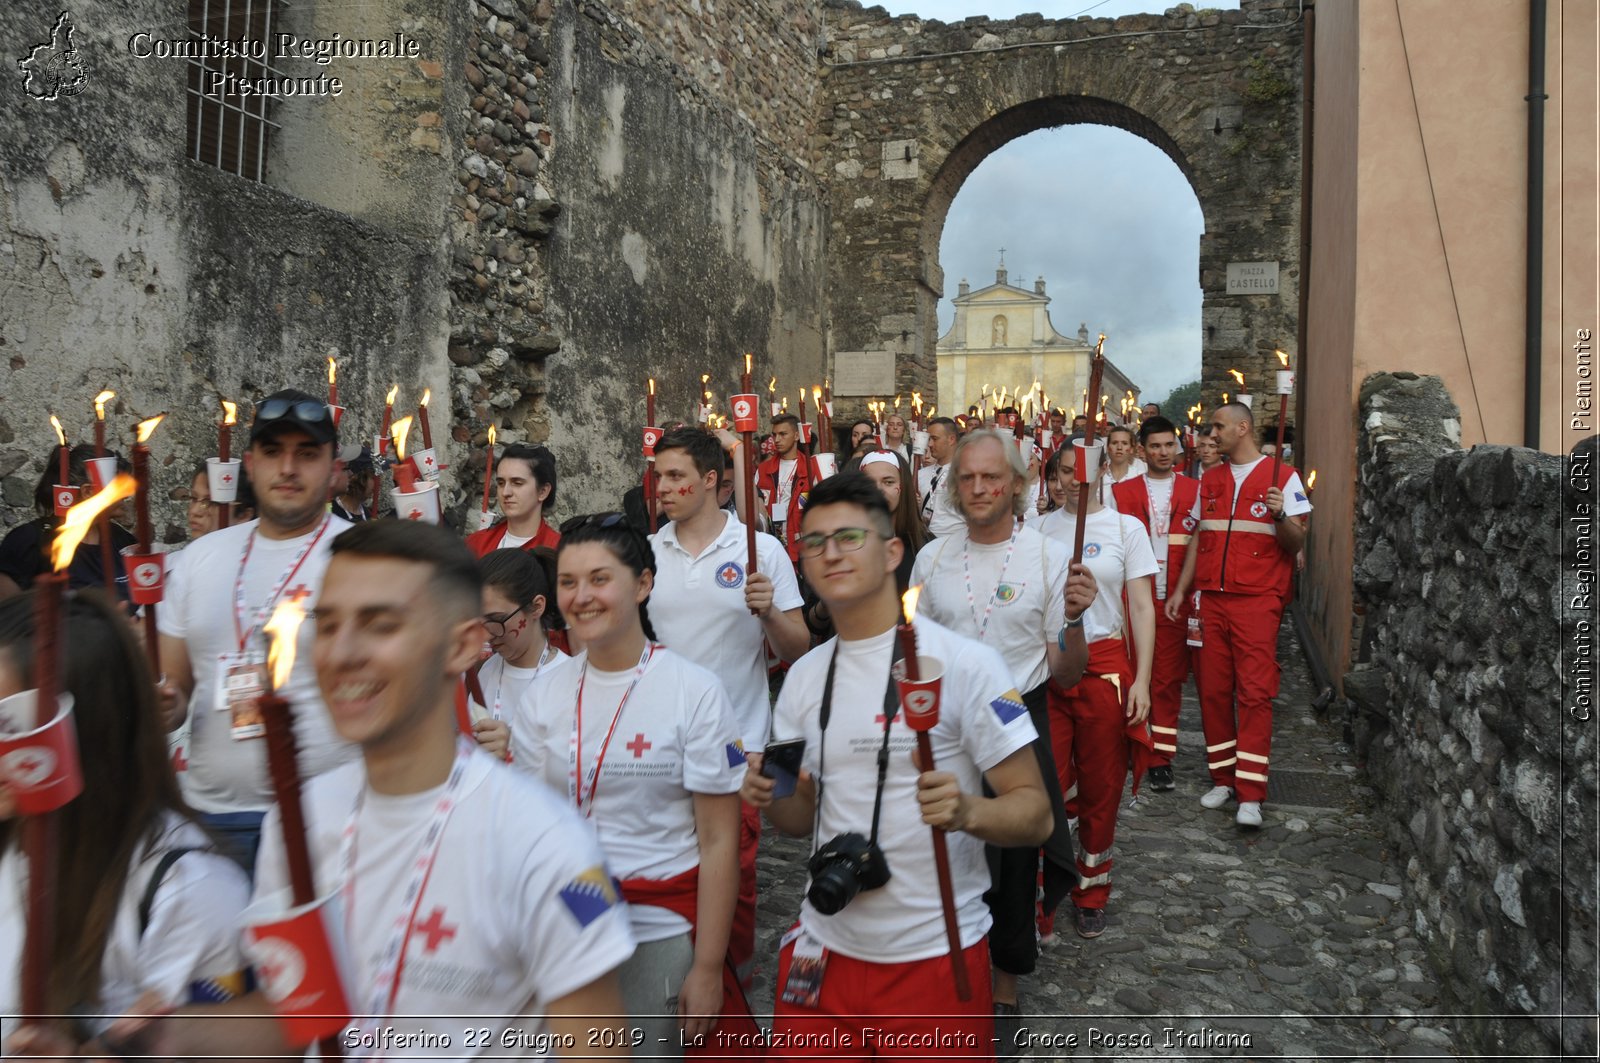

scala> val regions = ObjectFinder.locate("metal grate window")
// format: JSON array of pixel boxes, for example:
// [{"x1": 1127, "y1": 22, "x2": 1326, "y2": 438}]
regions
[{"x1": 186, "y1": 0, "x2": 282, "y2": 181}]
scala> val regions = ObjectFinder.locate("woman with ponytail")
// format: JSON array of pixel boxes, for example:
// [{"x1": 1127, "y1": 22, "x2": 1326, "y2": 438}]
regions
[
  {"x1": 510, "y1": 514, "x2": 751, "y2": 1056},
  {"x1": 0, "y1": 591, "x2": 249, "y2": 1051}
]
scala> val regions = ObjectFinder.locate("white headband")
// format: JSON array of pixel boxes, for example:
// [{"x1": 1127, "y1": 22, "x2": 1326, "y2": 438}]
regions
[{"x1": 859, "y1": 451, "x2": 901, "y2": 471}]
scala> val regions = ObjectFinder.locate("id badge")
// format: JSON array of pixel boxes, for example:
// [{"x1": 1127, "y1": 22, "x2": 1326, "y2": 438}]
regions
[
  {"x1": 216, "y1": 650, "x2": 268, "y2": 741},
  {"x1": 1186, "y1": 590, "x2": 1204, "y2": 648},
  {"x1": 780, "y1": 928, "x2": 827, "y2": 1009}
]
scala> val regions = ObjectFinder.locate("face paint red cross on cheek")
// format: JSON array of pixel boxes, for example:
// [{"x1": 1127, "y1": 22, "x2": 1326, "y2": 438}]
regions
[
  {"x1": 512, "y1": 616, "x2": 528, "y2": 635},
  {"x1": 676, "y1": 485, "x2": 695, "y2": 496},
  {"x1": 991, "y1": 488, "x2": 1006, "y2": 498}
]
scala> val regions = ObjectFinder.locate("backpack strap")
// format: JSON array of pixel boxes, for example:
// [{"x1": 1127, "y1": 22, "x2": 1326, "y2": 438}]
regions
[{"x1": 138, "y1": 847, "x2": 197, "y2": 937}]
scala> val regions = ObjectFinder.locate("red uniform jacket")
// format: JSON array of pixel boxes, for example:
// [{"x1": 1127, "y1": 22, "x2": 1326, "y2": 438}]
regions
[
  {"x1": 1112, "y1": 473, "x2": 1200, "y2": 603},
  {"x1": 1192, "y1": 461, "x2": 1297, "y2": 599},
  {"x1": 755, "y1": 453, "x2": 823, "y2": 562},
  {"x1": 464, "y1": 518, "x2": 560, "y2": 559}
]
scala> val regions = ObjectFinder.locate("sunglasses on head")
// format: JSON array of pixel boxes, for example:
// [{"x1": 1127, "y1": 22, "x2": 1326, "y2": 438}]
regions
[
  {"x1": 559, "y1": 511, "x2": 630, "y2": 535},
  {"x1": 255, "y1": 398, "x2": 332, "y2": 425}
]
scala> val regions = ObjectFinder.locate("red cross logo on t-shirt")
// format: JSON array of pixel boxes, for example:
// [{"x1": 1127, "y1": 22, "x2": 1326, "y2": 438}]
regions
[
  {"x1": 625, "y1": 733, "x2": 652, "y2": 758},
  {"x1": 413, "y1": 907, "x2": 458, "y2": 953},
  {"x1": 284, "y1": 585, "x2": 314, "y2": 605},
  {"x1": 171, "y1": 746, "x2": 188, "y2": 773}
]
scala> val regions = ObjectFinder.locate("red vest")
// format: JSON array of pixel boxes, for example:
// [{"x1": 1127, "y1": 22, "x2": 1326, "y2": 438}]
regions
[
  {"x1": 463, "y1": 518, "x2": 560, "y2": 559},
  {"x1": 1111, "y1": 473, "x2": 1200, "y2": 601},
  {"x1": 756, "y1": 453, "x2": 823, "y2": 561},
  {"x1": 1192, "y1": 460, "x2": 1297, "y2": 598}
]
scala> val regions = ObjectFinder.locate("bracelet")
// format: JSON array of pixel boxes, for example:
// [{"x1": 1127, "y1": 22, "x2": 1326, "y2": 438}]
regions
[
  {"x1": 1057, "y1": 613, "x2": 1085, "y2": 650},
  {"x1": 1272, "y1": 509, "x2": 1286, "y2": 522}
]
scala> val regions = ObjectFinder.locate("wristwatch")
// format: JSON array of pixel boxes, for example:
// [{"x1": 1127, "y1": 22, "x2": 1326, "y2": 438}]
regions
[
  {"x1": 1272, "y1": 509, "x2": 1287, "y2": 522},
  {"x1": 1057, "y1": 613, "x2": 1085, "y2": 650}
]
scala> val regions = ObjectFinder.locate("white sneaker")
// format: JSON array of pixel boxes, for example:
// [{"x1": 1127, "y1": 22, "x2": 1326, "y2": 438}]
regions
[
  {"x1": 1236, "y1": 801, "x2": 1263, "y2": 828},
  {"x1": 1200, "y1": 785, "x2": 1234, "y2": 810}
]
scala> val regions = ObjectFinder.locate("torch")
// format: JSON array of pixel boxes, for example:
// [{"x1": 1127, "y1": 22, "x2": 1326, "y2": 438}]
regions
[
  {"x1": 737, "y1": 355, "x2": 759, "y2": 582},
  {"x1": 1273, "y1": 350, "x2": 1292, "y2": 484},
  {"x1": 820, "y1": 381, "x2": 833, "y2": 454},
  {"x1": 17, "y1": 476, "x2": 134, "y2": 1019},
  {"x1": 90, "y1": 391, "x2": 119, "y2": 593},
  {"x1": 327, "y1": 358, "x2": 344, "y2": 430},
  {"x1": 259, "y1": 600, "x2": 346, "y2": 1061},
  {"x1": 896, "y1": 586, "x2": 970, "y2": 1000},
  {"x1": 481, "y1": 425, "x2": 498, "y2": 528},
  {"x1": 415, "y1": 390, "x2": 439, "y2": 481},
  {"x1": 1228, "y1": 369, "x2": 1250, "y2": 409},
  {"x1": 1072, "y1": 336, "x2": 1108, "y2": 567},
  {"x1": 699, "y1": 375, "x2": 713, "y2": 425},
  {"x1": 48, "y1": 416, "x2": 73, "y2": 518},
  {"x1": 216, "y1": 400, "x2": 238, "y2": 530},
  {"x1": 131, "y1": 415, "x2": 165, "y2": 675},
  {"x1": 644, "y1": 378, "x2": 659, "y2": 534}
]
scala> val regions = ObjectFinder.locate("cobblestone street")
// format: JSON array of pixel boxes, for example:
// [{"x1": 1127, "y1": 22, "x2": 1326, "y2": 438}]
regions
[{"x1": 748, "y1": 621, "x2": 1467, "y2": 1060}]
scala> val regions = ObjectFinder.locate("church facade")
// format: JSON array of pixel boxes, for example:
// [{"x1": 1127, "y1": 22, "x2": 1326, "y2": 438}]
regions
[{"x1": 936, "y1": 267, "x2": 1140, "y2": 421}]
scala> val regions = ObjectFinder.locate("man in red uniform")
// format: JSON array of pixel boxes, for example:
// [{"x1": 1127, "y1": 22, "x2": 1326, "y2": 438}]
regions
[
  {"x1": 1169, "y1": 402, "x2": 1310, "y2": 829},
  {"x1": 756, "y1": 413, "x2": 825, "y2": 562},
  {"x1": 1112, "y1": 415, "x2": 1198, "y2": 791},
  {"x1": 464, "y1": 443, "x2": 561, "y2": 557}
]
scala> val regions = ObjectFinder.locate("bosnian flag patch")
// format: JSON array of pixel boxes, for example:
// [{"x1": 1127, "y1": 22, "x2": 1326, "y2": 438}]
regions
[
  {"x1": 725, "y1": 739, "x2": 746, "y2": 768},
  {"x1": 559, "y1": 866, "x2": 621, "y2": 928},
  {"x1": 990, "y1": 690, "x2": 1028, "y2": 726},
  {"x1": 1294, "y1": 491, "x2": 1307, "y2": 502}
]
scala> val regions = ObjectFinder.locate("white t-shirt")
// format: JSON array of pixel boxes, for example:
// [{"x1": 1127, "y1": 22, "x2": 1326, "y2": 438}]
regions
[
  {"x1": 909, "y1": 526, "x2": 1070, "y2": 694},
  {"x1": 1035, "y1": 508, "x2": 1160, "y2": 643},
  {"x1": 510, "y1": 648, "x2": 745, "y2": 942},
  {"x1": 1142, "y1": 474, "x2": 1177, "y2": 598},
  {"x1": 773, "y1": 458, "x2": 799, "y2": 518},
  {"x1": 1, "y1": 814, "x2": 250, "y2": 1042},
  {"x1": 500, "y1": 531, "x2": 534, "y2": 549},
  {"x1": 650, "y1": 513, "x2": 803, "y2": 749},
  {"x1": 255, "y1": 750, "x2": 635, "y2": 1053},
  {"x1": 924, "y1": 467, "x2": 966, "y2": 538},
  {"x1": 1108, "y1": 458, "x2": 1147, "y2": 484},
  {"x1": 771, "y1": 620, "x2": 1036, "y2": 962},
  {"x1": 916, "y1": 462, "x2": 950, "y2": 524},
  {"x1": 158, "y1": 517, "x2": 358, "y2": 813},
  {"x1": 468, "y1": 646, "x2": 572, "y2": 722}
]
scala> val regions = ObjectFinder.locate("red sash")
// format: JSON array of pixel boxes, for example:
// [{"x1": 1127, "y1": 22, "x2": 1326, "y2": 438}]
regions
[
  {"x1": 617, "y1": 866, "x2": 762, "y2": 1054},
  {"x1": 1086, "y1": 637, "x2": 1155, "y2": 796}
]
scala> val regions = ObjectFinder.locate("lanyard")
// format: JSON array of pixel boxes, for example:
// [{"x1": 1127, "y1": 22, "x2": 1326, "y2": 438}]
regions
[
  {"x1": 339, "y1": 738, "x2": 472, "y2": 1043},
  {"x1": 568, "y1": 643, "x2": 657, "y2": 817},
  {"x1": 921, "y1": 466, "x2": 943, "y2": 520},
  {"x1": 960, "y1": 524, "x2": 1020, "y2": 642},
  {"x1": 231, "y1": 516, "x2": 333, "y2": 651},
  {"x1": 490, "y1": 642, "x2": 556, "y2": 721}
]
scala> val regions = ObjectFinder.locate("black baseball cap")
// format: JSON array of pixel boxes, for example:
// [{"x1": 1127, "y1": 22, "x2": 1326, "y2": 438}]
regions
[{"x1": 250, "y1": 389, "x2": 338, "y2": 447}]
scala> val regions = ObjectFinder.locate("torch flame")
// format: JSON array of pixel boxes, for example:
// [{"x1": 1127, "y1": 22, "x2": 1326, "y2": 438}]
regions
[
  {"x1": 927, "y1": 406, "x2": 936, "y2": 418},
  {"x1": 221, "y1": 400, "x2": 238, "y2": 426},
  {"x1": 487, "y1": 424, "x2": 497, "y2": 447},
  {"x1": 901, "y1": 585, "x2": 922, "y2": 624},
  {"x1": 52, "y1": 474, "x2": 137, "y2": 571},
  {"x1": 50, "y1": 415, "x2": 66, "y2": 447},
  {"x1": 264, "y1": 599, "x2": 306, "y2": 692},
  {"x1": 94, "y1": 390, "x2": 116, "y2": 419},
  {"x1": 420, "y1": 388, "x2": 431, "y2": 408},
  {"x1": 385, "y1": 384, "x2": 399, "y2": 406},
  {"x1": 768, "y1": 377, "x2": 777, "y2": 393},
  {"x1": 1228, "y1": 368, "x2": 1245, "y2": 387},
  {"x1": 135, "y1": 414, "x2": 165, "y2": 444},
  {"x1": 745, "y1": 354, "x2": 752, "y2": 375},
  {"x1": 1307, "y1": 470, "x2": 1318, "y2": 490},
  {"x1": 1276, "y1": 349, "x2": 1289, "y2": 368},
  {"x1": 812, "y1": 386, "x2": 822, "y2": 404},
  {"x1": 391, "y1": 415, "x2": 414, "y2": 462},
  {"x1": 328, "y1": 356, "x2": 337, "y2": 385}
]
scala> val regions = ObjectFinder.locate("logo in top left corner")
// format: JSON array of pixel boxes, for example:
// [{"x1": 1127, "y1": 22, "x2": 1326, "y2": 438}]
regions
[{"x1": 18, "y1": 12, "x2": 89, "y2": 101}]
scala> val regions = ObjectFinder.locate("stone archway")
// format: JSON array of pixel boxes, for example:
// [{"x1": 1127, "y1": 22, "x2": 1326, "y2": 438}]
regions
[{"x1": 817, "y1": 1, "x2": 1303, "y2": 418}]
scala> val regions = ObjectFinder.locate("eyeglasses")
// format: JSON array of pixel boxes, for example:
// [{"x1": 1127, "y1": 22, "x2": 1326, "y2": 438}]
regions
[
  {"x1": 559, "y1": 511, "x2": 629, "y2": 536},
  {"x1": 482, "y1": 604, "x2": 526, "y2": 639},
  {"x1": 795, "y1": 527, "x2": 876, "y2": 558},
  {"x1": 255, "y1": 398, "x2": 332, "y2": 425}
]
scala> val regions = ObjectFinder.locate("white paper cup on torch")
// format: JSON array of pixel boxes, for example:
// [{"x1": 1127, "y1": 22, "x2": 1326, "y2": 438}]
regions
[
  {"x1": 1236, "y1": 393, "x2": 1253, "y2": 409},
  {"x1": 86, "y1": 456, "x2": 119, "y2": 493},
  {"x1": 1073, "y1": 439, "x2": 1104, "y2": 483},
  {"x1": 392, "y1": 480, "x2": 442, "y2": 524},
  {"x1": 206, "y1": 458, "x2": 243, "y2": 502},
  {"x1": 892, "y1": 656, "x2": 944, "y2": 732},
  {"x1": 1276, "y1": 370, "x2": 1295, "y2": 395},
  {"x1": 912, "y1": 430, "x2": 929, "y2": 456},
  {"x1": 241, "y1": 889, "x2": 355, "y2": 1046},
  {"x1": 813, "y1": 452, "x2": 838, "y2": 479},
  {"x1": 1040, "y1": 428, "x2": 1054, "y2": 451},
  {"x1": 475, "y1": 508, "x2": 496, "y2": 532},
  {"x1": 413, "y1": 447, "x2": 441, "y2": 482},
  {"x1": 0, "y1": 691, "x2": 83, "y2": 815}
]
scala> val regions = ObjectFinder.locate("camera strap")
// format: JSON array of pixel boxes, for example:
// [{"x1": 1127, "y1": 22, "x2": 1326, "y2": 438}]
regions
[{"x1": 814, "y1": 635, "x2": 904, "y2": 852}]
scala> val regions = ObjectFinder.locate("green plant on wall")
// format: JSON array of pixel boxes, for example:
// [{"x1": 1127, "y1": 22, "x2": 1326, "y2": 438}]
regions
[{"x1": 1243, "y1": 56, "x2": 1294, "y2": 105}]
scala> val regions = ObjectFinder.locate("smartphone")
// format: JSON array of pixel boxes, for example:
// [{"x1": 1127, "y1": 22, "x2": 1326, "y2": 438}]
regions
[{"x1": 761, "y1": 738, "x2": 807, "y2": 799}]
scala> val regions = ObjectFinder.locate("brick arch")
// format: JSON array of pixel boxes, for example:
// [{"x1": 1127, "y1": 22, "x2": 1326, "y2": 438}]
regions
[{"x1": 817, "y1": 0, "x2": 1303, "y2": 420}]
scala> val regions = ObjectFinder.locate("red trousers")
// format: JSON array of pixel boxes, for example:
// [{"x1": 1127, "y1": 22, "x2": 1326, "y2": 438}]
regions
[
  {"x1": 1148, "y1": 597, "x2": 1191, "y2": 768},
  {"x1": 734, "y1": 800, "x2": 760, "y2": 983},
  {"x1": 771, "y1": 934, "x2": 993, "y2": 1060},
  {"x1": 1195, "y1": 591, "x2": 1283, "y2": 802},
  {"x1": 1047, "y1": 640, "x2": 1135, "y2": 910}
]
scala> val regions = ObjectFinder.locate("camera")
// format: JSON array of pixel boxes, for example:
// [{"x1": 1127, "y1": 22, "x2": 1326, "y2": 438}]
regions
[{"x1": 806, "y1": 832, "x2": 891, "y2": 915}]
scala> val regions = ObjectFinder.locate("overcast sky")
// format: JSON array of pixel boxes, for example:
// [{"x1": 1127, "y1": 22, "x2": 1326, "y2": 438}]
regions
[{"x1": 877, "y1": 0, "x2": 1238, "y2": 407}]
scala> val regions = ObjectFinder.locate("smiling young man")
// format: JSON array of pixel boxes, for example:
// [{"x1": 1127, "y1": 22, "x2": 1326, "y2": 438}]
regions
[
  {"x1": 128, "y1": 521, "x2": 636, "y2": 1059},
  {"x1": 650, "y1": 427, "x2": 810, "y2": 983},
  {"x1": 742, "y1": 473, "x2": 1051, "y2": 1056},
  {"x1": 466, "y1": 443, "x2": 561, "y2": 557},
  {"x1": 159, "y1": 389, "x2": 357, "y2": 870}
]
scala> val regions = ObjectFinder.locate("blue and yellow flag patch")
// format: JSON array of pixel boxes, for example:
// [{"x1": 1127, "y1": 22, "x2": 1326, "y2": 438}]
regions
[
  {"x1": 725, "y1": 739, "x2": 747, "y2": 768},
  {"x1": 990, "y1": 690, "x2": 1027, "y2": 726},
  {"x1": 188, "y1": 969, "x2": 248, "y2": 1003},
  {"x1": 560, "y1": 866, "x2": 621, "y2": 928}
]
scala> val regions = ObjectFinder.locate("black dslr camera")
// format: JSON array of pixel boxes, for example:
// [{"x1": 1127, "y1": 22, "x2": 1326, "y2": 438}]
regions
[{"x1": 806, "y1": 832, "x2": 891, "y2": 915}]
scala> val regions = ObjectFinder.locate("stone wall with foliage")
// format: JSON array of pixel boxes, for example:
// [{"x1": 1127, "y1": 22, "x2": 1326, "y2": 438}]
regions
[{"x1": 1346, "y1": 372, "x2": 1593, "y2": 1059}]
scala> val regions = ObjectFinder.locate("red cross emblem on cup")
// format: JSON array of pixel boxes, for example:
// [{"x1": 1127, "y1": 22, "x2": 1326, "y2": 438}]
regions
[
  {"x1": 642, "y1": 426, "x2": 663, "y2": 456},
  {"x1": 732, "y1": 394, "x2": 759, "y2": 433},
  {"x1": 53, "y1": 486, "x2": 78, "y2": 516},
  {"x1": 121, "y1": 550, "x2": 165, "y2": 605}
]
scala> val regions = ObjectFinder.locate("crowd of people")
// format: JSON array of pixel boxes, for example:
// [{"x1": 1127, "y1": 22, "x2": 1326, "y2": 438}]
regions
[{"x1": 0, "y1": 384, "x2": 1310, "y2": 1060}]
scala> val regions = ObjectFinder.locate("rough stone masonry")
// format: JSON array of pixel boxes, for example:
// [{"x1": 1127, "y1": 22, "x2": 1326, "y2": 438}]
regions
[{"x1": 1347, "y1": 372, "x2": 1594, "y2": 1060}]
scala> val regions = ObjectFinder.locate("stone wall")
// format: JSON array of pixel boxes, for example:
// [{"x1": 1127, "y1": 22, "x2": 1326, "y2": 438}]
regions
[
  {"x1": 1346, "y1": 372, "x2": 1594, "y2": 1059},
  {"x1": 0, "y1": 0, "x2": 452, "y2": 538},
  {"x1": 815, "y1": 0, "x2": 1303, "y2": 419}
]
